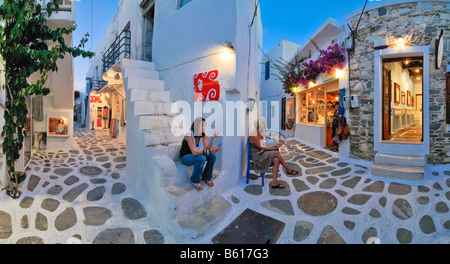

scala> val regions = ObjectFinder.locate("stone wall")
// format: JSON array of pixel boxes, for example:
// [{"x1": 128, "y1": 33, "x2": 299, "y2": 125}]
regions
[{"x1": 346, "y1": 1, "x2": 450, "y2": 164}]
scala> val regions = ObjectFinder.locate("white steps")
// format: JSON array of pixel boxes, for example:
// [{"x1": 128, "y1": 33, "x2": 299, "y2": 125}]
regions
[
  {"x1": 163, "y1": 170, "x2": 231, "y2": 238},
  {"x1": 130, "y1": 89, "x2": 170, "y2": 103},
  {"x1": 122, "y1": 59, "x2": 156, "y2": 71},
  {"x1": 127, "y1": 77, "x2": 164, "y2": 91},
  {"x1": 133, "y1": 101, "x2": 173, "y2": 117},
  {"x1": 374, "y1": 153, "x2": 426, "y2": 168},
  {"x1": 139, "y1": 116, "x2": 173, "y2": 131},
  {"x1": 125, "y1": 68, "x2": 159, "y2": 79},
  {"x1": 143, "y1": 129, "x2": 182, "y2": 147},
  {"x1": 123, "y1": 58, "x2": 229, "y2": 239},
  {"x1": 370, "y1": 153, "x2": 425, "y2": 181}
]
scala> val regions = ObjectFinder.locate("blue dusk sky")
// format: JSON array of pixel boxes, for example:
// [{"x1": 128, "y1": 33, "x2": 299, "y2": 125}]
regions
[{"x1": 73, "y1": 0, "x2": 384, "y2": 93}]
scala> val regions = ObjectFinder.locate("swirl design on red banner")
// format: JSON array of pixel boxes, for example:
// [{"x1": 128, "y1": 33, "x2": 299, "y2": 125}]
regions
[
  {"x1": 194, "y1": 70, "x2": 220, "y2": 102},
  {"x1": 90, "y1": 96, "x2": 102, "y2": 104}
]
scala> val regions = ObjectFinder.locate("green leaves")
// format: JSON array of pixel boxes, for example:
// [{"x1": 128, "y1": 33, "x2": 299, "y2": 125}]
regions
[{"x1": 0, "y1": 0, "x2": 94, "y2": 196}]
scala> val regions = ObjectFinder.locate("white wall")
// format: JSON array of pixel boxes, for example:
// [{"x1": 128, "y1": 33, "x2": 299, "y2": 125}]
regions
[
  {"x1": 152, "y1": 0, "x2": 263, "y2": 178},
  {"x1": 120, "y1": 0, "x2": 263, "y2": 233},
  {"x1": 260, "y1": 40, "x2": 301, "y2": 137}
]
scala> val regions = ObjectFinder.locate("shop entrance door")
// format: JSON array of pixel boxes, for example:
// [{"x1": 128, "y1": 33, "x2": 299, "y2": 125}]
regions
[
  {"x1": 382, "y1": 65, "x2": 392, "y2": 141},
  {"x1": 382, "y1": 57, "x2": 423, "y2": 143},
  {"x1": 326, "y1": 91, "x2": 339, "y2": 147}
]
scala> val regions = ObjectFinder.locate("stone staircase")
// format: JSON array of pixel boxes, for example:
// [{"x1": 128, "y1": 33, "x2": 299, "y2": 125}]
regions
[
  {"x1": 122, "y1": 59, "x2": 230, "y2": 240},
  {"x1": 370, "y1": 153, "x2": 425, "y2": 181}
]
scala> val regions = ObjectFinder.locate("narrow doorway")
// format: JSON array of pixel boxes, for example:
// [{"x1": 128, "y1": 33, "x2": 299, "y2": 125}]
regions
[
  {"x1": 382, "y1": 57, "x2": 423, "y2": 144},
  {"x1": 326, "y1": 90, "x2": 339, "y2": 150},
  {"x1": 141, "y1": 0, "x2": 155, "y2": 62}
]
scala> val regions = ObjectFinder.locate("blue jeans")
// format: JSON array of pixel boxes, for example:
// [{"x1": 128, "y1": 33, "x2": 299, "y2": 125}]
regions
[{"x1": 180, "y1": 154, "x2": 216, "y2": 184}]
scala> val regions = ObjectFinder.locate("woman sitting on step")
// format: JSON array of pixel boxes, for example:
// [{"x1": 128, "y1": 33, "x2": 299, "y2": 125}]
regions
[
  {"x1": 249, "y1": 119, "x2": 299, "y2": 189},
  {"x1": 180, "y1": 117, "x2": 220, "y2": 191}
]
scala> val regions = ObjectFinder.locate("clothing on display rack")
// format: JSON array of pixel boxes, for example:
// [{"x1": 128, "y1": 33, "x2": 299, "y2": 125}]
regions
[
  {"x1": 32, "y1": 95, "x2": 44, "y2": 121},
  {"x1": 102, "y1": 106, "x2": 109, "y2": 120}
]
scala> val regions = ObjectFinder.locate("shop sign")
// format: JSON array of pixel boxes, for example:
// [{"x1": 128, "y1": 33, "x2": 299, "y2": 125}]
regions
[
  {"x1": 90, "y1": 96, "x2": 102, "y2": 104},
  {"x1": 193, "y1": 70, "x2": 220, "y2": 102}
]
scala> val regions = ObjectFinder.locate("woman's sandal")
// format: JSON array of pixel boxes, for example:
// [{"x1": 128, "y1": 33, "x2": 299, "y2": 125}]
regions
[
  {"x1": 205, "y1": 180, "x2": 214, "y2": 187},
  {"x1": 271, "y1": 183, "x2": 286, "y2": 189},
  {"x1": 287, "y1": 169, "x2": 299, "y2": 175},
  {"x1": 191, "y1": 181, "x2": 203, "y2": 191}
]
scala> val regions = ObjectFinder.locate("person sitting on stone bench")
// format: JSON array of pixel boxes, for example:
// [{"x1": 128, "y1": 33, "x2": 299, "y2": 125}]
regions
[{"x1": 179, "y1": 117, "x2": 220, "y2": 191}]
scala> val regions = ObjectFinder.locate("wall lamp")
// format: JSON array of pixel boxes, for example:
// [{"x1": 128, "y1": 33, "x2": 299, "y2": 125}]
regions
[
  {"x1": 222, "y1": 41, "x2": 235, "y2": 54},
  {"x1": 247, "y1": 98, "x2": 256, "y2": 113}
]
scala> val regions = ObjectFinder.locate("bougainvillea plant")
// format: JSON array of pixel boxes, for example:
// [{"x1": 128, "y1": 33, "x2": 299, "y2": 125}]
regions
[
  {"x1": 261, "y1": 46, "x2": 310, "y2": 96},
  {"x1": 262, "y1": 41, "x2": 347, "y2": 95},
  {"x1": 0, "y1": 0, "x2": 93, "y2": 199}
]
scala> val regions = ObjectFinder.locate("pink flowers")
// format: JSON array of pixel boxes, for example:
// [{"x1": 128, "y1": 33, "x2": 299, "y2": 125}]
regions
[{"x1": 281, "y1": 44, "x2": 346, "y2": 95}]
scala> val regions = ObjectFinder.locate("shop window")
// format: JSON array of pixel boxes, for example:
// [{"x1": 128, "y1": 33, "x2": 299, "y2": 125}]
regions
[
  {"x1": 298, "y1": 87, "x2": 326, "y2": 125},
  {"x1": 48, "y1": 117, "x2": 69, "y2": 136}
]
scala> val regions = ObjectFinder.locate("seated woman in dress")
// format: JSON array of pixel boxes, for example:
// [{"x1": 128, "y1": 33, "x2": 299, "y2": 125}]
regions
[
  {"x1": 179, "y1": 117, "x2": 220, "y2": 191},
  {"x1": 248, "y1": 120, "x2": 299, "y2": 189}
]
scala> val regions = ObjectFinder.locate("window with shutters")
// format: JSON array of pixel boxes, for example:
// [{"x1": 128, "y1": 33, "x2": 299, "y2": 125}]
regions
[{"x1": 265, "y1": 61, "x2": 270, "y2": 80}]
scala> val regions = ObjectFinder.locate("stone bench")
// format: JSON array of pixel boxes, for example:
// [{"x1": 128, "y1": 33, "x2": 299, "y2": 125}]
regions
[{"x1": 152, "y1": 143, "x2": 230, "y2": 238}]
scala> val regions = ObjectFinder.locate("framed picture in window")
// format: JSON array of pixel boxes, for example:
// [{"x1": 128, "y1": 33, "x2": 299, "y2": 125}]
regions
[
  {"x1": 407, "y1": 91, "x2": 413, "y2": 106},
  {"x1": 416, "y1": 94, "x2": 423, "y2": 110},
  {"x1": 47, "y1": 114, "x2": 69, "y2": 137},
  {"x1": 401, "y1": 91, "x2": 406, "y2": 105},
  {"x1": 394, "y1": 83, "x2": 401, "y2": 104}
]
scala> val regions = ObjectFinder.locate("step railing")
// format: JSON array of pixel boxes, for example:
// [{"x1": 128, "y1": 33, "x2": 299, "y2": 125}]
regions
[{"x1": 102, "y1": 29, "x2": 131, "y2": 73}]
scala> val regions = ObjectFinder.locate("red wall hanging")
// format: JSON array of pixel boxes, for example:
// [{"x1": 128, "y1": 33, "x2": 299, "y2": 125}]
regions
[{"x1": 193, "y1": 70, "x2": 220, "y2": 102}]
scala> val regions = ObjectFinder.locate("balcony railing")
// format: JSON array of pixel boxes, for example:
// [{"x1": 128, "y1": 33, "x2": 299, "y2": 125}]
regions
[
  {"x1": 102, "y1": 29, "x2": 131, "y2": 73},
  {"x1": 36, "y1": 0, "x2": 73, "y2": 12},
  {"x1": 90, "y1": 79, "x2": 108, "y2": 91}
]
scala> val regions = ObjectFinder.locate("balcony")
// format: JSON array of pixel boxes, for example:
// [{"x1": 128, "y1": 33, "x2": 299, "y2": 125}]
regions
[
  {"x1": 90, "y1": 79, "x2": 108, "y2": 92},
  {"x1": 102, "y1": 29, "x2": 131, "y2": 73},
  {"x1": 35, "y1": 0, "x2": 76, "y2": 24}
]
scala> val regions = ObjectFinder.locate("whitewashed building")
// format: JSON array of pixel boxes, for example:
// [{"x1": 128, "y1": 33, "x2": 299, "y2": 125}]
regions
[
  {"x1": 86, "y1": 0, "x2": 263, "y2": 238},
  {"x1": 260, "y1": 40, "x2": 301, "y2": 139}
]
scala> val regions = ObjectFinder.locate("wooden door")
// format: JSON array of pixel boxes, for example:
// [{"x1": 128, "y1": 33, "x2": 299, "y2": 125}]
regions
[{"x1": 382, "y1": 65, "x2": 392, "y2": 140}]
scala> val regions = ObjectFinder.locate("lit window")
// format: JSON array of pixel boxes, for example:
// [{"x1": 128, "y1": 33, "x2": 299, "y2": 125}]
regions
[{"x1": 298, "y1": 87, "x2": 326, "y2": 125}]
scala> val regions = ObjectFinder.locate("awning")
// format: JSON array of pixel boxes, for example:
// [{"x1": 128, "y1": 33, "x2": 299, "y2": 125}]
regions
[{"x1": 96, "y1": 84, "x2": 125, "y2": 99}]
